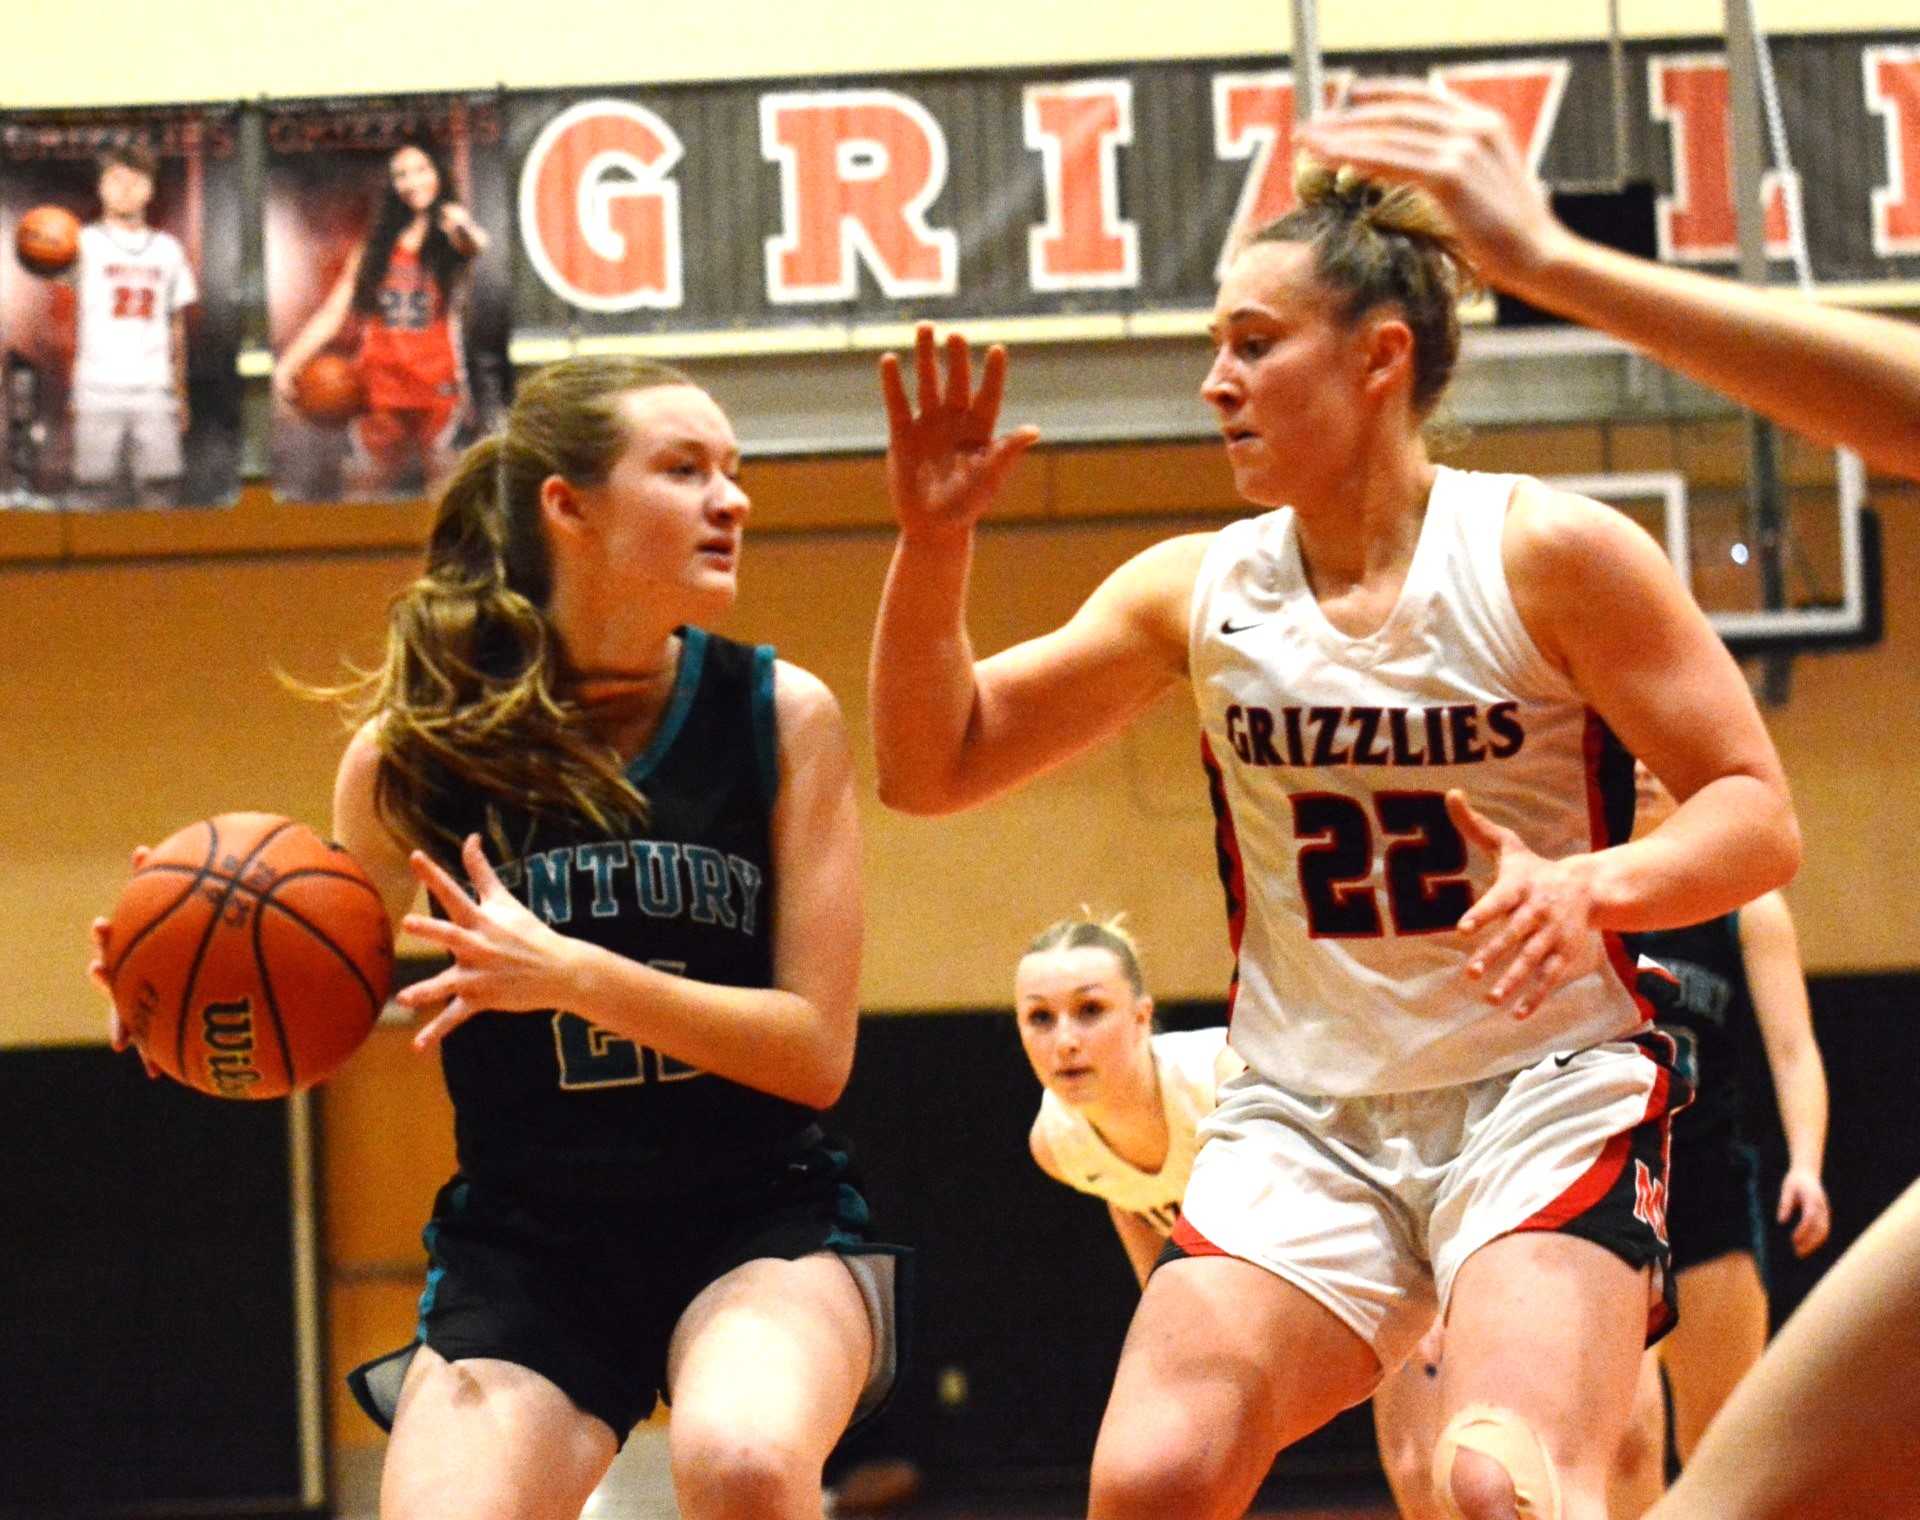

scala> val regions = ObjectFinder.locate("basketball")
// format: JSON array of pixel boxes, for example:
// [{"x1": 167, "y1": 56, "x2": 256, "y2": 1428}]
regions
[
  {"x1": 106, "y1": 813, "x2": 394, "y2": 1100},
  {"x1": 15, "y1": 204, "x2": 81, "y2": 276},
  {"x1": 292, "y1": 354, "x2": 366, "y2": 425}
]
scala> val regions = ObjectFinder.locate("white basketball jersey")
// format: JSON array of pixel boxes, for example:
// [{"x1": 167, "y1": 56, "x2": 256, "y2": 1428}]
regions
[
  {"x1": 1032, "y1": 1026, "x2": 1226, "y2": 1232},
  {"x1": 1188, "y1": 466, "x2": 1647, "y2": 1097},
  {"x1": 74, "y1": 224, "x2": 198, "y2": 397}
]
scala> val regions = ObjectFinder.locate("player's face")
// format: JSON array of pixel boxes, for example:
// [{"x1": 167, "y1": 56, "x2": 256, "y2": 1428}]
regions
[
  {"x1": 389, "y1": 147, "x2": 441, "y2": 213},
  {"x1": 579, "y1": 384, "x2": 749, "y2": 620},
  {"x1": 98, "y1": 163, "x2": 154, "y2": 220},
  {"x1": 1202, "y1": 240, "x2": 1370, "y2": 508},
  {"x1": 1014, "y1": 946, "x2": 1151, "y2": 1109}
]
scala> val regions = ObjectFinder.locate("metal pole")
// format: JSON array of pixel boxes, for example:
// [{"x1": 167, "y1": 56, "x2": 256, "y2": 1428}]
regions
[
  {"x1": 1291, "y1": 0, "x2": 1323, "y2": 123},
  {"x1": 1724, "y1": 0, "x2": 1792, "y2": 702}
]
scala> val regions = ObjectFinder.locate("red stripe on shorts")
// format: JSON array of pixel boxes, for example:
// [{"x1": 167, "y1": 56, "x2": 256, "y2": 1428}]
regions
[
  {"x1": 1516, "y1": 1048, "x2": 1673, "y2": 1233},
  {"x1": 1169, "y1": 1214, "x2": 1229, "y2": 1258}
]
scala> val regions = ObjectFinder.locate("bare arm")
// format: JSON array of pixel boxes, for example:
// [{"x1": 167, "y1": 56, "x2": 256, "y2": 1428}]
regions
[
  {"x1": 395, "y1": 663, "x2": 862, "y2": 1110},
  {"x1": 1512, "y1": 484, "x2": 1800, "y2": 929},
  {"x1": 1450, "y1": 485, "x2": 1799, "y2": 1015},
  {"x1": 273, "y1": 250, "x2": 361, "y2": 402},
  {"x1": 870, "y1": 324, "x2": 1195, "y2": 814},
  {"x1": 1739, "y1": 891, "x2": 1832, "y2": 1257},
  {"x1": 331, "y1": 721, "x2": 424, "y2": 933},
  {"x1": 1107, "y1": 1203, "x2": 1168, "y2": 1289},
  {"x1": 1299, "y1": 82, "x2": 1920, "y2": 482}
]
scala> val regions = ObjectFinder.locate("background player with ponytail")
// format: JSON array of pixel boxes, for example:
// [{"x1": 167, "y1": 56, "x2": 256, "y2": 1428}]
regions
[{"x1": 870, "y1": 151, "x2": 1798, "y2": 1520}]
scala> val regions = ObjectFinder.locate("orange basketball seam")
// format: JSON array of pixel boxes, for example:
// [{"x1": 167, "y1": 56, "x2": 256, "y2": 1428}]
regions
[{"x1": 172, "y1": 818, "x2": 298, "y2": 1083}]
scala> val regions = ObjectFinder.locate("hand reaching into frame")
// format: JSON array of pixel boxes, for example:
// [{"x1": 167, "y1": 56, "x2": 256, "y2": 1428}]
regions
[
  {"x1": 879, "y1": 321, "x2": 1040, "y2": 542},
  {"x1": 87, "y1": 845, "x2": 162, "y2": 1078},
  {"x1": 1295, "y1": 80, "x2": 1569, "y2": 292},
  {"x1": 1448, "y1": 789, "x2": 1605, "y2": 1019},
  {"x1": 394, "y1": 834, "x2": 584, "y2": 1051}
]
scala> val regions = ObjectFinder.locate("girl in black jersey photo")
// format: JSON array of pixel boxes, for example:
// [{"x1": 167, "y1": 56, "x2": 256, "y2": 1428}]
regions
[{"x1": 317, "y1": 355, "x2": 897, "y2": 1520}]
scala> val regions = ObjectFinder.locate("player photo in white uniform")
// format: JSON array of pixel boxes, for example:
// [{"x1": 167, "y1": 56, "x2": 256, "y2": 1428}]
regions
[
  {"x1": 71, "y1": 220, "x2": 197, "y2": 502},
  {"x1": 1176, "y1": 464, "x2": 1686, "y2": 1372}
]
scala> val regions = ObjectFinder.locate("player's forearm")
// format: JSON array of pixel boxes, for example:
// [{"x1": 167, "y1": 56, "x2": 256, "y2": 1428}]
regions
[
  {"x1": 560, "y1": 942, "x2": 852, "y2": 1109},
  {"x1": 1772, "y1": 1049, "x2": 1830, "y2": 1175},
  {"x1": 868, "y1": 530, "x2": 989, "y2": 815},
  {"x1": 1582, "y1": 774, "x2": 1801, "y2": 931},
  {"x1": 1503, "y1": 234, "x2": 1920, "y2": 483}
]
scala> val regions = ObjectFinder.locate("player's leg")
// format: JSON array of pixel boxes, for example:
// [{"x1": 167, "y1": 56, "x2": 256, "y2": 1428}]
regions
[
  {"x1": 1372, "y1": 1336, "x2": 1448, "y2": 1520},
  {"x1": 1436, "y1": 1232, "x2": 1649, "y2": 1520},
  {"x1": 1088, "y1": 1252, "x2": 1382, "y2": 1520},
  {"x1": 1658, "y1": 1251, "x2": 1768, "y2": 1461},
  {"x1": 68, "y1": 399, "x2": 129, "y2": 508},
  {"x1": 379, "y1": 1345, "x2": 618, "y2": 1520},
  {"x1": 1647, "y1": 1178, "x2": 1920, "y2": 1520},
  {"x1": 1607, "y1": 1349, "x2": 1668, "y2": 1519},
  {"x1": 126, "y1": 399, "x2": 185, "y2": 508},
  {"x1": 665, "y1": 1252, "x2": 876, "y2": 1520}
]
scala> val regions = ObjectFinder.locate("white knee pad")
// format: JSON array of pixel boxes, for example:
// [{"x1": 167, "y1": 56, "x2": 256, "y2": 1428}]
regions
[{"x1": 1431, "y1": 1403, "x2": 1562, "y2": 1520}]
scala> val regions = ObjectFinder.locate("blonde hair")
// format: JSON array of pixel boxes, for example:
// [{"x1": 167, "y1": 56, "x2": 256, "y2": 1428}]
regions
[
  {"x1": 322, "y1": 354, "x2": 700, "y2": 858},
  {"x1": 1245, "y1": 158, "x2": 1479, "y2": 417},
  {"x1": 1023, "y1": 910, "x2": 1147, "y2": 997}
]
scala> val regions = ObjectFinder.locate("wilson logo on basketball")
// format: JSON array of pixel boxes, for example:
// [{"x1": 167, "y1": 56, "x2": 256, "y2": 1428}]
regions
[{"x1": 201, "y1": 997, "x2": 262, "y2": 1097}]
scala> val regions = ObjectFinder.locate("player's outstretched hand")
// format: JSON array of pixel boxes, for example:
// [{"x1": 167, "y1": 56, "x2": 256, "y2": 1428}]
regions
[
  {"x1": 89, "y1": 845, "x2": 162, "y2": 1078},
  {"x1": 880, "y1": 322, "x2": 1040, "y2": 542},
  {"x1": 397, "y1": 833, "x2": 580, "y2": 1050},
  {"x1": 1296, "y1": 80, "x2": 1567, "y2": 292},
  {"x1": 1448, "y1": 789, "x2": 1603, "y2": 1019},
  {"x1": 1779, "y1": 1168, "x2": 1833, "y2": 1258}
]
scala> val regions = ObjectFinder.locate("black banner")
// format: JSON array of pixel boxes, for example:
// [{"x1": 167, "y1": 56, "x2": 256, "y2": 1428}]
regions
[{"x1": 507, "y1": 34, "x2": 1920, "y2": 339}]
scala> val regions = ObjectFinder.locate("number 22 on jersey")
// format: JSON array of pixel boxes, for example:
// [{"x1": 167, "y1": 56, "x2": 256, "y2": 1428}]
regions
[{"x1": 1292, "y1": 789, "x2": 1472, "y2": 938}]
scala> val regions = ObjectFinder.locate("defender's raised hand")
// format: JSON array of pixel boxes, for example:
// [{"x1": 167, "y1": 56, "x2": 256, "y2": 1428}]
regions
[
  {"x1": 879, "y1": 322, "x2": 1040, "y2": 540},
  {"x1": 1297, "y1": 80, "x2": 1565, "y2": 291}
]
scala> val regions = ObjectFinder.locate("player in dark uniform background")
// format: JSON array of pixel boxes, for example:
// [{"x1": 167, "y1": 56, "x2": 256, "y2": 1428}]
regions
[
  {"x1": 1610, "y1": 763, "x2": 1829, "y2": 1513},
  {"x1": 321, "y1": 354, "x2": 900, "y2": 1520}
]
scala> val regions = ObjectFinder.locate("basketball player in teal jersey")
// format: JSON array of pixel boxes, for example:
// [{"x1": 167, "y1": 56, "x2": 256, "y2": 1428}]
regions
[
  {"x1": 1301, "y1": 79, "x2": 1920, "y2": 1520},
  {"x1": 96, "y1": 355, "x2": 902, "y2": 1520}
]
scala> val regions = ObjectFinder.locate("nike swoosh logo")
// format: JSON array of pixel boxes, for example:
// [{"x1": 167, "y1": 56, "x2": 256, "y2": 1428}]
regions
[
  {"x1": 1553, "y1": 1053, "x2": 1577, "y2": 1068},
  {"x1": 1220, "y1": 617, "x2": 1264, "y2": 635}
]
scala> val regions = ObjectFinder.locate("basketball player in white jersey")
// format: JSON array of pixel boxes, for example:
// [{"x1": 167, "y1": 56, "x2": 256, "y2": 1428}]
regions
[
  {"x1": 868, "y1": 157, "x2": 1799, "y2": 1520},
  {"x1": 1298, "y1": 79, "x2": 1920, "y2": 1520},
  {"x1": 65, "y1": 145, "x2": 197, "y2": 509},
  {"x1": 1015, "y1": 914, "x2": 1241, "y2": 1282}
]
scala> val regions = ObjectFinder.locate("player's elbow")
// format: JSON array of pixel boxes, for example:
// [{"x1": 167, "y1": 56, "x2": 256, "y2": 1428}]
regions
[
  {"x1": 799, "y1": 1037, "x2": 855, "y2": 1111},
  {"x1": 1757, "y1": 785, "x2": 1804, "y2": 892},
  {"x1": 873, "y1": 761, "x2": 969, "y2": 817}
]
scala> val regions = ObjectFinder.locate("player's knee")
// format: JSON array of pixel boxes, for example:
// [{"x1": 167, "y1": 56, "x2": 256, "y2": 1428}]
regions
[
  {"x1": 1089, "y1": 1430, "x2": 1217, "y2": 1519},
  {"x1": 670, "y1": 1424, "x2": 813, "y2": 1520},
  {"x1": 1431, "y1": 1405, "x2": 1561, "y2": 1520}
]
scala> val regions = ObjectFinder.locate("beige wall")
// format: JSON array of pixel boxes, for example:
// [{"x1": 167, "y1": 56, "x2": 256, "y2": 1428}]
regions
[
  {"x1": 8, "y1": 439, "x2": 1918, "y2": 1052},
  {"x1": 5, "y1": 0, "x2": 1917, "y2": 108}
]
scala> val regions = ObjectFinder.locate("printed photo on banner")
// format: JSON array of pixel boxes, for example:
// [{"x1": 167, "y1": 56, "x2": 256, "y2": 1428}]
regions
[
  {"x1": 0, "y1": 110, "x2": 242, "y2": 511},
  {"x1": 264, "y1": 96, "x2": 511, "y2": 504}
]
